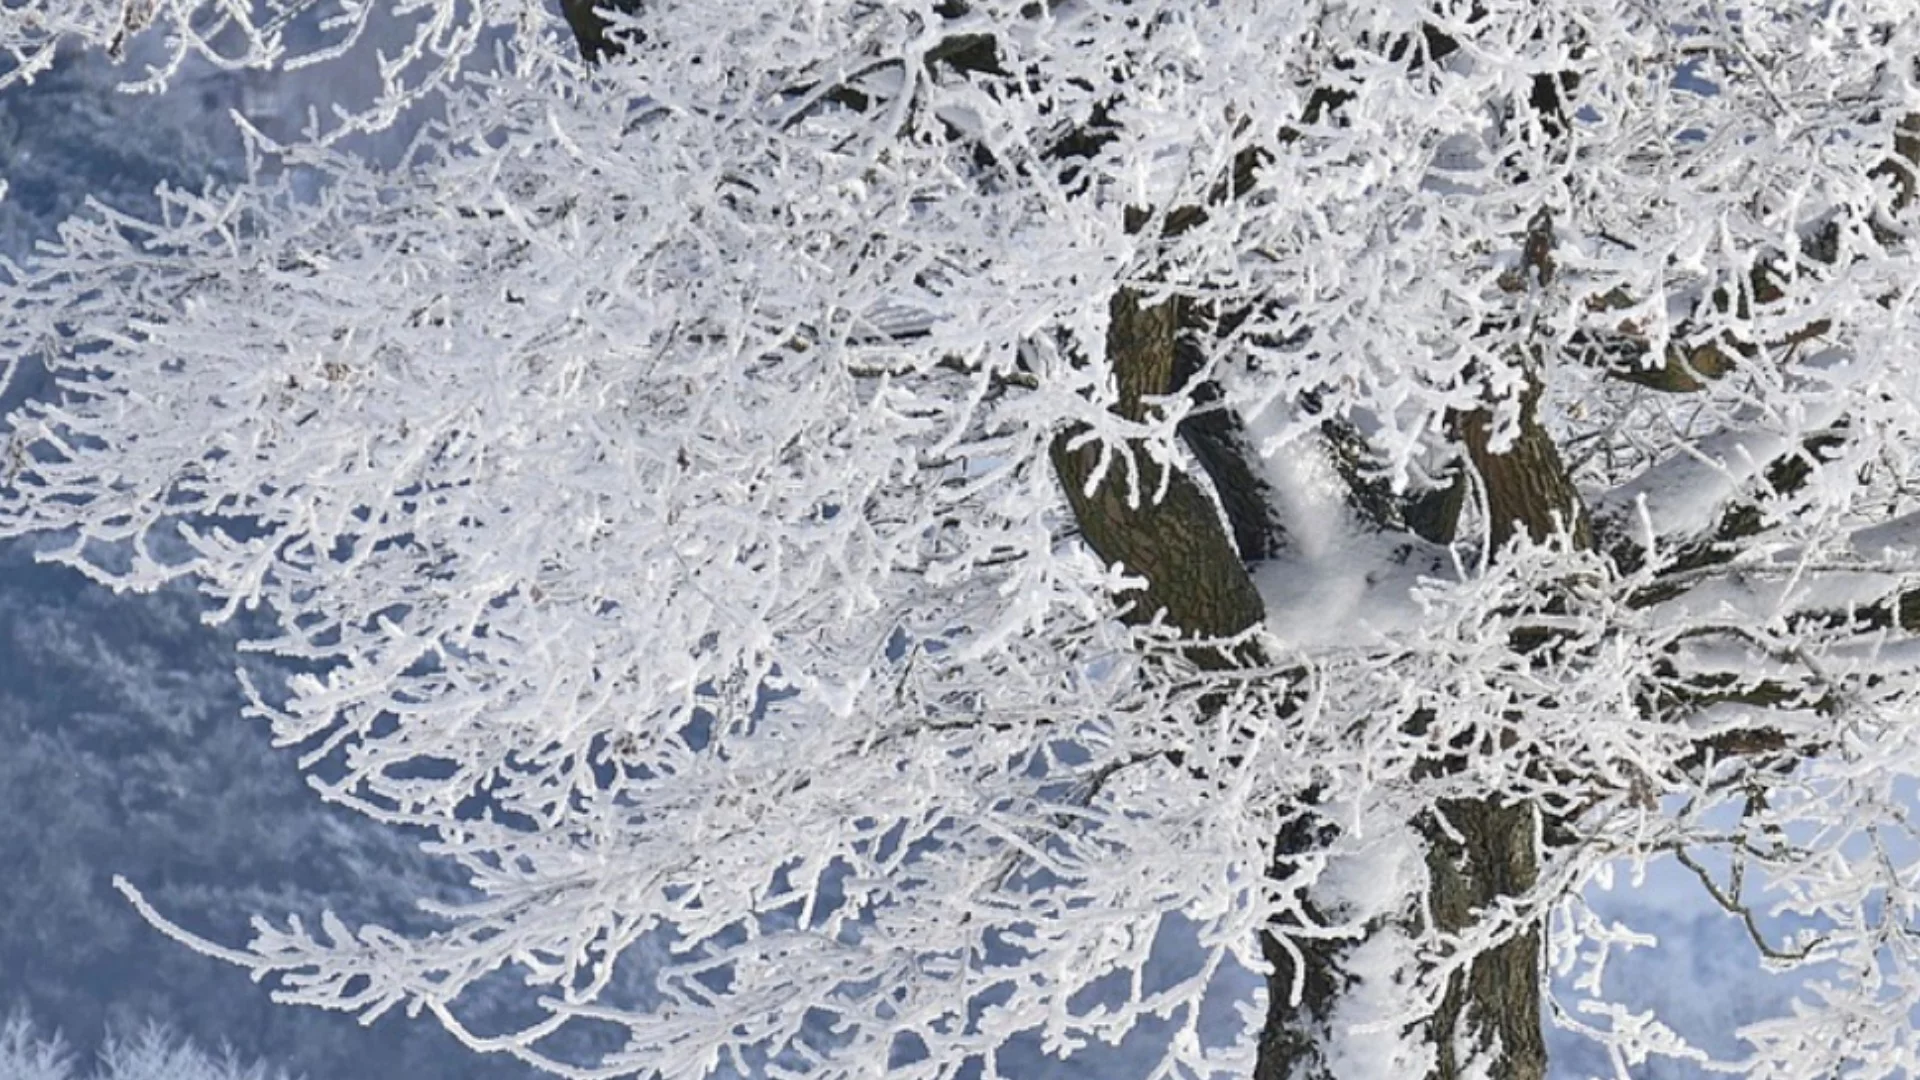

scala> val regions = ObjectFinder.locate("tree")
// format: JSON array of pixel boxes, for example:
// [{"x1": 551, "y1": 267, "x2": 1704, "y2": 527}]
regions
[
  {"x1": 5, "y1": 1, "x2": 1920, "y2": 1077},
  {"x1": 2, "y1": 1009, "x2": 294, "y2": 1080},
  {"x1": 0, "y1": 535, "x2": 540, "y2": 1080}
]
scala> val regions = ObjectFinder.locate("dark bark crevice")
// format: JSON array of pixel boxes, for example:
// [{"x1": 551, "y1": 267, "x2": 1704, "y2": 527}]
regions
[
  {"x1": 1173, "y1": 339, "x2": 1290, "y2": 563},
  {"x1": 559, "y1": 0, "x2": 644, "y2": 64}
]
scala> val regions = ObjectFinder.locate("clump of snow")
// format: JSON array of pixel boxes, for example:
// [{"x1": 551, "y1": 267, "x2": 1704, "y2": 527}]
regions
[
  {"x1": 1322, "y1": 926, "x2": 1436, "y2": 1080},
  {"x1": 1310, "y1": 817, "x2": 1435, "y2": 1079},
  {"x1": 1240, "y1": 424, "x2": 1453, "y2": 651},
  {"x1": 1315, "y1": 816, "x2": 1426, "y2": 926},
  {"x1": 1592, "y1": 357, "x2": 1856, "y2": 543}
]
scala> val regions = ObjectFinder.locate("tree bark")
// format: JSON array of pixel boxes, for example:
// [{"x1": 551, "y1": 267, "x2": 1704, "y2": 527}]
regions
[
  {"x1": 1422, "y1": 799, "x2": 1548, "y2": 1080},
  {"x1": 1407, "y1": 388, "x2": 1565, "y2": 1078},
  {"x1": 1046, "y1": 287, "x2": 1365, "y2": 1075},
  {"x1": 1175, "y1": 340, "x2": 1291, "y2": 563},
  {"x1": 1406, "y1": 397, "x2": 1565, "y2": 1078},
  {"x1": 1458, "y1": 374, "x2": 1590, "y2": 553},
  {"x1": 1048, "y1": 289, "x2": 1267, "y2": 651},
  {"x1": 1418, "y1": 211, "x2": 1583, "y2": 1080}
]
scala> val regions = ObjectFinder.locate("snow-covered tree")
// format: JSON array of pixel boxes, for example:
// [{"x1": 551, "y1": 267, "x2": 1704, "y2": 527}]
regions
[
  {"x1": 1, "y1": 1010, "x2": 294, "y2": 1080},
  {"x1": 6, "y1": 1, "x2": 1920, "y2": 1077},
  {"x1": 0, "y1": 534, "x2": 541, "y2": 1080}
]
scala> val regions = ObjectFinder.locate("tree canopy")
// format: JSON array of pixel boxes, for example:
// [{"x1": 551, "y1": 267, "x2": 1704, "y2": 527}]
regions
[{"x1": 7, "y1": 1, "x2": 1920, "y2": 1077}]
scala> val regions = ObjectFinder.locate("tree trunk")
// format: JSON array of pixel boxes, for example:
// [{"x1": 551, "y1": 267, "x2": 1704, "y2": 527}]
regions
[
  {"x1": 1041, "y1": 270, "x2": 1572, "y2": 1077},
  {"x1": 1048, "y1": 287, "x2": 1362, "y2": 1073},
  {"x1": 1415, "y1": 217, "x2": 1584, "y2": 1080},
  {"x1": 1422, "y1": 799, "x2": 1547, "y2": 1080},
  {"x1": 1048, "y1": 288, "x2": 1267, "y2": 651}
]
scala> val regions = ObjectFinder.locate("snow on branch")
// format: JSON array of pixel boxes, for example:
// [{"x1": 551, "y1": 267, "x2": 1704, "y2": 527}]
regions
[{"x1": 10, "y1": 0, "x2": 1920, "y2": 1077}]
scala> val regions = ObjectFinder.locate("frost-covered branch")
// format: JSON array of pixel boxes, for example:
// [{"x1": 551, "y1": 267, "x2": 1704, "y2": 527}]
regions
[{"x1": 12, "y1": 1, "x2": 1920, "y2": 1078}]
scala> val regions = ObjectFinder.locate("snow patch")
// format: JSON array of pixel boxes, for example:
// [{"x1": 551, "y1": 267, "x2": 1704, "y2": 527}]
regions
[
  {"x1": 1323, "y1": 926, "x2": 1436, "y2": 1080},
  {"x1": 1235, "y1": 421, "x2": 1458, "y2": 651}
]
